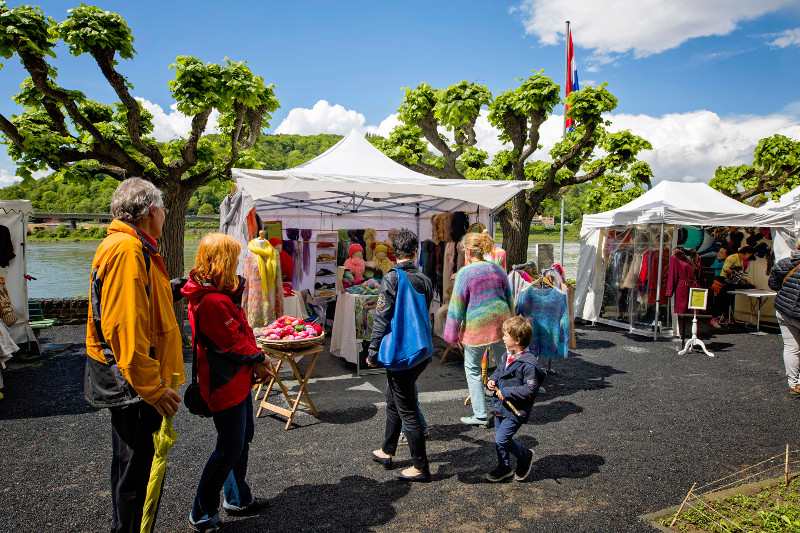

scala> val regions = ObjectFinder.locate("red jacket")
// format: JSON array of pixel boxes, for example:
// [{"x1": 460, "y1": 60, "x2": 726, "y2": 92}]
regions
[{"x1": 182, "y1": 275, "x2": 265, "y2": 412}]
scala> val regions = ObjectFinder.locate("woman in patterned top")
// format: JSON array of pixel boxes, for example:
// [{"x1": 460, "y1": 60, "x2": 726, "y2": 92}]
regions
[{"x1": 444, "y1": 230, "x2": 513, "y2": 427}]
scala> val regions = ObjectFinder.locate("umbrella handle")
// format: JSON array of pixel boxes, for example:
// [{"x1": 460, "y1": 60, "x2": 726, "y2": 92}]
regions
[{"x1": 169, "y1": 372, "x2": 180, "y2": 390}]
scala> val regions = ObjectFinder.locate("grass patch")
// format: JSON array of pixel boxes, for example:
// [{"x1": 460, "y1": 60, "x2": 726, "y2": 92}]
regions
[{"x1": 659, "y1": 476, "x2": 800, "y2": 532}]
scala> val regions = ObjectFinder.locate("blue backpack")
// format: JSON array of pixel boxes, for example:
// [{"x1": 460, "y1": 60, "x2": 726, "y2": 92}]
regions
[{"x1": 377, "y1": 268, "x2": 433, "y2": 370}]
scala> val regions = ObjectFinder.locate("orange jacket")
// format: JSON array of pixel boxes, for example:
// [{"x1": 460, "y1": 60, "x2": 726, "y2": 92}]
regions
[{"x1": 84, "y1": 220, "x2": 184, "y2": 407}]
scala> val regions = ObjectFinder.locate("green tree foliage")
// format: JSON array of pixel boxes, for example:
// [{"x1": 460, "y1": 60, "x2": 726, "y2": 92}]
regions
[
  {"x1": 0, "y1": 133, "x2": 344, "y2": 213},
  {"x1": 0, "y1": 2, "x2": 279, "y2": 279},
  {"x1": 709, "y1": 134, "x2": 800, "y2": 206},
  {"x1": 378, "y1": 74, "x2": 653, "y2": 266},
  {"x1": 197, "y1": 203, "x2": 215, "y2": 216}
]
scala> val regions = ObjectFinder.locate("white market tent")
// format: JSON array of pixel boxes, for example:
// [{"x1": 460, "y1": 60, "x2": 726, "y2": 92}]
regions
[
  {"x1": 0, "y1": 200, "x2": 35, "y2": 349},
  {"x1": 232, "y1": 129, "x2": 535, "y2": 236},
  {"x1": 762, "y1": 186, "x2": 800, "y2": 260},
  {"x1": 574, "y1": 181, "x2": 794, "y2": 337}
]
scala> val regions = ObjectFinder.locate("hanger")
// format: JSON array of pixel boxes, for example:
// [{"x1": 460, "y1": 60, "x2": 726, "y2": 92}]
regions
[
  {"x1": 529, "y1": 275, "x2": 555, "y2": 289},
  {"x1": 228, "y1": 182, "x2": 238, "y2": 198}
]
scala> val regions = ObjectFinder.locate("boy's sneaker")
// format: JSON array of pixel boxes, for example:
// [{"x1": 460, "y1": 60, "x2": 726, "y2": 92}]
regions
[
  {"x1": 485, "y1": 465, "x2": 513, "y2": 482},
  {"x1": 514, "y1": 449, "x2": 535, "y2": 481}
]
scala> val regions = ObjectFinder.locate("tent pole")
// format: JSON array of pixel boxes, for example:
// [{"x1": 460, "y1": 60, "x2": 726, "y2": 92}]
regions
[{"x1": 654, "y1": 222, "x2": 665, "y2": 341}]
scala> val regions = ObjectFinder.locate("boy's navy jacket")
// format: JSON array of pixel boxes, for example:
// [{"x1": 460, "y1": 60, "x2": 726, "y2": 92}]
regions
[{"x1": 488, "y1": 349, "x2": 544, "y2": 423}]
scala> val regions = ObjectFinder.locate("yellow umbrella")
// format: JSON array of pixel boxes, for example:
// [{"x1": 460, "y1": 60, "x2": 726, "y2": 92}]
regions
[{"x1": 140, "y1": 373, "x2": 181, "y2": 533}]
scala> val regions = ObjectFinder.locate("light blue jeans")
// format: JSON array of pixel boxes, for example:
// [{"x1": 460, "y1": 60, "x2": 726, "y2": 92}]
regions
[
  {"x1": 776, "y1": 311, "x2": 800, "y2": 389},
  {"x1": 464, "y1": 341, "x2": 506, "y2": 419}
]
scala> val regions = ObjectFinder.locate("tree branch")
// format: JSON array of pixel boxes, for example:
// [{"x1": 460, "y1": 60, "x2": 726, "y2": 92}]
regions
[
  {"x1": 91, "y1": 48, "x2": 167, "y2": 170},
  {"x1": 0, "y1": 113, "x2": 27, "y2": 152},
  {"x1": 16, "y1": 49, "x2": 145, "y2": 176}
]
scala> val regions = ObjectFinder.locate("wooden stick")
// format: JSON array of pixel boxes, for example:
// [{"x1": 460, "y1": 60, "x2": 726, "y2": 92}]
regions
[
  {"x1": 504, "y1": 399, "x2": 521, "y2": 417},
  {"x1": 786, "y1": 443, "x2": 790, "y2": 486},
  {"x1": 669, "y1": 482, "x2": 696, "y2": 528}
]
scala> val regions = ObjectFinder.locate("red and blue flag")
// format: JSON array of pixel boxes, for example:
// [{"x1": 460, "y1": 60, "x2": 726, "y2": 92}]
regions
[{"x1": 565, "y1": 28, "x2": 579, "y2": 131}]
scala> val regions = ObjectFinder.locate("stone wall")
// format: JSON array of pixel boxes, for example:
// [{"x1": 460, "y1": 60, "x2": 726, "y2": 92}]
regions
[{"x1": 30, "y1": 297, "x2": 89, "y2": 325}]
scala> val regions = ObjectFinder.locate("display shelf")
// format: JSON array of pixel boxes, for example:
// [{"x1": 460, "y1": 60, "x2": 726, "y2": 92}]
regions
[{"x1": 313, "y1": 232, "x2": 340, "y2": 326}]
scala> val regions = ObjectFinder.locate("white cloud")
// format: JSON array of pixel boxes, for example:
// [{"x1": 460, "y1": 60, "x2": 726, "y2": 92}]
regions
[
  {"x1": 275, "y1": 100, "x2": 368, "y2": 135},
  {"x1": 765, "y1": 28, "x2": 800, "y2": 47},
  {"x1": 135, "y1": 97, "x2": 219, "y2": 142},
  {"x1": 609, "y1": 110, "x2": 800, "y2": 183},
  {"x1": 426, "y1": 107, "x2": 800, "y2": 185},
  {"x1": 0, "y1": 166, "x2": 18, "y2": 188},
  {"x1": 514, "y1": 0, "x2": 795, "y2": 63}
]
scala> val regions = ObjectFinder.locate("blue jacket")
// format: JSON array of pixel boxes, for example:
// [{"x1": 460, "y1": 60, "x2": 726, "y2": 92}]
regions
[
  {"x1": 769, "y1": 251, "x2": 800, "y2": 319},
  {"x1": 488, "y1": 350, "x2": 544, "y2": 423}
]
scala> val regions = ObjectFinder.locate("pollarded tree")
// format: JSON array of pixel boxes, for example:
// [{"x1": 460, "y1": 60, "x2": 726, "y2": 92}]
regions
[
  {"x1": 709, "y1": 134, "x2": 800, "y2": 206},
  {"x1": 0, "y1": 2, "x2": 279, "y2": 280},
  {"x1": 379, "y1": 75, "x2": 653, "y2": 267}
]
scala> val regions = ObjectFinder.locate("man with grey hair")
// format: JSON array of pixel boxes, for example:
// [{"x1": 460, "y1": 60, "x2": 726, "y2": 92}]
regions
[{"x1": 85, "y1": 177, "x2": 184, "y2": 532}]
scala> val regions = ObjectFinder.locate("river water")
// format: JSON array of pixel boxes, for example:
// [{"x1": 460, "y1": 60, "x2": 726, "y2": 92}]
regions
[{"x1": 25, "y1": 240, "x2": 581, "y2": 298}]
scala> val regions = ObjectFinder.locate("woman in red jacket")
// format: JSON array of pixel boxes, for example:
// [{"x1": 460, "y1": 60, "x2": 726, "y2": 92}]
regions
[{"x1": 182, "y1": 233, "x2": 272, "y2": 532}]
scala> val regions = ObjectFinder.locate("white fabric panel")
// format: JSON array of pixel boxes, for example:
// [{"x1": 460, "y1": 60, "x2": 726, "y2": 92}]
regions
[
  {"x1": 0, "y1": 201, "x2": 35, "y2": 345},
  {"x1": 329, "y1": 291, "x2": 360, "y2": 364},
  {"x1": 573, "y1": 227, "x2": 602, "y2": 321},
  {"x1": 773, "y1": 228, "x2": 795, "y2": 261},
  {"x1": 233, "y1": 130, "x2": 533, "y2": 214},
  {"x1": 582, "y1": 181, "x2": 793, "y2": 229}
]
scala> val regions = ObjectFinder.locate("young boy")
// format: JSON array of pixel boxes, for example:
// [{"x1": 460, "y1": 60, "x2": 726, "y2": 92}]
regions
[{"x1": 485, "y1": 316, "x2": 544, "y2": 482}]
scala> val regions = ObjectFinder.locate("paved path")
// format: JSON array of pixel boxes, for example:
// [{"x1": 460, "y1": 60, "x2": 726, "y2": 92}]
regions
[{"x1": 0, "y1": 321, "x2": 797, "y2": 532}]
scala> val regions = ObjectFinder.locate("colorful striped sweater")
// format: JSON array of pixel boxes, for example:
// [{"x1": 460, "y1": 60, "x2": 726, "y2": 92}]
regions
[{"x1": 444, "y1": 261, "x2": 513, "y2": 347}]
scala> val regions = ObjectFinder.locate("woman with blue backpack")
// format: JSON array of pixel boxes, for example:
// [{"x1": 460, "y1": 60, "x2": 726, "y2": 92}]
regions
[{"x1": 367, "y1": 229, "x2": 434, "y2": 482}]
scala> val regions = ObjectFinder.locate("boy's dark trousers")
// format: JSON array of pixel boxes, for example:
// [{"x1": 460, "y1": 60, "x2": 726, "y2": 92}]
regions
[{"x1": 494, "y1": 415, "x2": 526, "y2": 469}]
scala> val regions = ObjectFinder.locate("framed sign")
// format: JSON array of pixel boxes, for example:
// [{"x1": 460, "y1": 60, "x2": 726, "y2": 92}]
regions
[
  {"x1": 263, "y1": 220, "x2": 282, "y2": 241},
  {"x1": 688, "y1": 288, "x2": 708, "y2": 311}
]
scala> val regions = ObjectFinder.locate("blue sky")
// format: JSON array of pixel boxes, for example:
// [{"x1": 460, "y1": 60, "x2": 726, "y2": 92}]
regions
[{"x1": 1, "y1": 0, "x2": 800, "y2": 187}]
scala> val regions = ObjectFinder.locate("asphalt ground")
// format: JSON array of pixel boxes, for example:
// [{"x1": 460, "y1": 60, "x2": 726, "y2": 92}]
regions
[{"x1": 0, "y1": 319, "x2": 798, "y2": 533}]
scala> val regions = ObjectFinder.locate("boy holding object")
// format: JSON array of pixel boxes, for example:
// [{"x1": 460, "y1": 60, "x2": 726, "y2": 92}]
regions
[{"x1": 485, "y1": 316, "x2": 544, "y2": 482}]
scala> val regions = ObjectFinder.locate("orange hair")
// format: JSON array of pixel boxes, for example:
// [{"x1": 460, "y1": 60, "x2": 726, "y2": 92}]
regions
[{"x1": 191, "y1": 233, "x2": 241, "y2": 293}]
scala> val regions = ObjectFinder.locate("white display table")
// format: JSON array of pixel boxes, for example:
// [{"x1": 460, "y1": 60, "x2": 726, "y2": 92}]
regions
[{"x1": 330, "y1": 291, "x2": 377, "y2": 364}]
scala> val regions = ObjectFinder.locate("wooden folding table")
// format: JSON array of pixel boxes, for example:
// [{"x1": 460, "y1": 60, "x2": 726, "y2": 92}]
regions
[{"x1": 255, "y1": 343, "x2": 322, "y2": 430}]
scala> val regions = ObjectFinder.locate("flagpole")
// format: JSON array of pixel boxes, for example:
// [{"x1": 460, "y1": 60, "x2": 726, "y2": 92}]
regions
[
  {"x1": 563, "y1": 20, "x2": 570, "y2": 136},
  {"x1": 560, "y1": 20, "x2": 570, "y2": 268}
]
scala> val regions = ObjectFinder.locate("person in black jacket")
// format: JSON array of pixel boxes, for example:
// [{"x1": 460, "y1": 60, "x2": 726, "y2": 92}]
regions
[
  {"x1": 367, "y1": 229, "x2": 434, "y2": 482},
  {"x1": 485, "y1": 316, "x2": 543, "y2": 482},
  {"x1": 768, "y1": 241, "x2": 800, "y2": 396}
]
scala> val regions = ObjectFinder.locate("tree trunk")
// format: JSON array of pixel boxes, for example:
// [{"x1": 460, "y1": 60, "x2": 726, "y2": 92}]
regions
[
  {"x1": 498, "y1": 194, "x2": 535, "y2": 269},
  {"x1": 160, "y1": 180, "x2": 200, "y2": 343}
]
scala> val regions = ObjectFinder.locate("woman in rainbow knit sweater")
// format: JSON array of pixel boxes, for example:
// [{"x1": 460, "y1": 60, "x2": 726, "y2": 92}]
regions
[{"x1": 444, "y1": 230, "x2": 513, "y2": 427}]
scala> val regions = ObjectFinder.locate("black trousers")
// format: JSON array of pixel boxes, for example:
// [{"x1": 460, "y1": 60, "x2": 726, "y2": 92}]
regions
[
  {"x1": 110, "y1": 401, "x2": 163, "y2": 533},
  {"x1": 382, "y1": 358, "x2": 429, "y2": 473}
]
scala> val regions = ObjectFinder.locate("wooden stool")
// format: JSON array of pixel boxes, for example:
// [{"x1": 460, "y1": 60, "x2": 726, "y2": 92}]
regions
[
  {"x1": 255, "y1": 344, "x2": 322, "y2": 430},
  {"x1": 440, "y1": 342, "x2": 465, "y2": 364}
]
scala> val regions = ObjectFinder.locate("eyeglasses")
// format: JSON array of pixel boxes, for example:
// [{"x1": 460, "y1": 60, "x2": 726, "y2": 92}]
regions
[{"x1": 162, "y1": 206, "x2": 170, "y2": 215}]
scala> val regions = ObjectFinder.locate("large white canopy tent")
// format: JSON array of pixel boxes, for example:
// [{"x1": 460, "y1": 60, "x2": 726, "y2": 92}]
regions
[
  {"x1": 231, "y1": 130, "x2": 535, "y2": 292},
  {"x1": 0, "y1": 200, "x2": 35, "y2": 348},
  {"x1": 574, "y1": 181, "x2": 794, "y2": 337},
  {"x1": 232, "y1": 129, "x2": 535, "y2": 236}
]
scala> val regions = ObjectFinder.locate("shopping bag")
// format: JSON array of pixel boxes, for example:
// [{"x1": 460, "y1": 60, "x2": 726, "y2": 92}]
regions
[
  {"x1": 377, "y1": 269, "x2": 433, "y2": 370},
  {"x1": 0, "y1": 278, "x2": 17, "y2": 327}
]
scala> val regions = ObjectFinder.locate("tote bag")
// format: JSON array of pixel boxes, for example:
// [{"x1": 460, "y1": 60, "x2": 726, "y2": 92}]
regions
[
  {"x1": 377, "y1": 268, "x2": 433, "y2": 370},
  {"x1": 0, "y1": 278, "x2": 17, "y2": 327}
]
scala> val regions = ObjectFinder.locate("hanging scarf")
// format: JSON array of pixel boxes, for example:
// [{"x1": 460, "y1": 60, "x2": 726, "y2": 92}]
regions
[
  {"x1": 248, "y1": 239, "x2": 278, "y2": 301},
  {"x1": 286, "y1": 228, "x2": 302, "y2": 286},
  {"x1": 301, "y1": 229, "x2": 312, "y2": 273}
]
